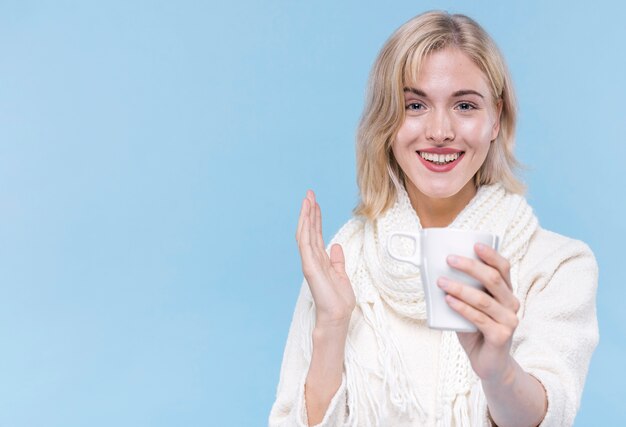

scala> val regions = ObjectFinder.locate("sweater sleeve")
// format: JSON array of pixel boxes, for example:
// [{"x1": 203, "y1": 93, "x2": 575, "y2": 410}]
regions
[
  {"x1": 511, "y1": 235, "x2": 599, "y2": 427},
  {"x1": 268, "y1": 280, "x2": 349, "y2": 427}
]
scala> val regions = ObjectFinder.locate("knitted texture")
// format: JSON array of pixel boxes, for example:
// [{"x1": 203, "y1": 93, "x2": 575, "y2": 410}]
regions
[{"x1": 326, "y1": 182, "x2": 539, "y2": 426}]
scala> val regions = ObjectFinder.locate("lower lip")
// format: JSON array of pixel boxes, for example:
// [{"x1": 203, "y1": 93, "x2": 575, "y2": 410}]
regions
[{"x1": 417, "y1": 152, "x2": 464, "y2": 172}]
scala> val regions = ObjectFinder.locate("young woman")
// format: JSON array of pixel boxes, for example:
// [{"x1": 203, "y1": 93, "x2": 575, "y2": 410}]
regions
[{"x1": 270, "y1": 11, "x2": 598, "y2": 427}]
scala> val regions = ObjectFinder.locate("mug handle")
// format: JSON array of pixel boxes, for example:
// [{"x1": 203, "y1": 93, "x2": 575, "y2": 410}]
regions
[{"x1": 387, "y1": 232, "x2": 421, "y2": 266}]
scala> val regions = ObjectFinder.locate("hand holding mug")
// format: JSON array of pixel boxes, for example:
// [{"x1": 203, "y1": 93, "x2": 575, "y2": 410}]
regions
[
  {"x1": 387, "y1": 228, "x2": 499, "y2": 332},
  {"x1": 388, "y1": 228, "x2": 518, "y2": 382},
  {"x1": 439, "y1": 243, "x2": 520, "y2": 383}
]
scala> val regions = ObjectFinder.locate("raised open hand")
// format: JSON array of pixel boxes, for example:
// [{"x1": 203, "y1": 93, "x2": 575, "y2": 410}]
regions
[{"x1": 296, "y1": 190, "x2": 355, "y2": 328}]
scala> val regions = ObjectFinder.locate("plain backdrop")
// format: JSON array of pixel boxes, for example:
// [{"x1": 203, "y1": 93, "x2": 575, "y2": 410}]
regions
[{"x1": 1, "y1": 1, "x2": 624, "y2": 426}]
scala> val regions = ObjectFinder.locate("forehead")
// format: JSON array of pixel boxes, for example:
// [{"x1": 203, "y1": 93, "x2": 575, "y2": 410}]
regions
[{"x1": 404, "y1": 48, "x2": 492, "y2": 96}]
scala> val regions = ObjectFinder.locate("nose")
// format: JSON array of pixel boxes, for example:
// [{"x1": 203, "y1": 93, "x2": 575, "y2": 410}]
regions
[{"x1": 425, "y1": 109, "x2": 454, "y2": 143}]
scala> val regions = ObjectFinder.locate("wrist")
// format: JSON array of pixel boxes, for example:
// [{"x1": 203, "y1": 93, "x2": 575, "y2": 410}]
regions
[
  {"x1": 313, "y1": 321, "x2": 350, "y2": 343},
  {"x1": 482, "y1": 356, "x2": 517, "y2": 388},
  {"x1": 315, "y1": 311, "x2": 352, "y2": 333}
]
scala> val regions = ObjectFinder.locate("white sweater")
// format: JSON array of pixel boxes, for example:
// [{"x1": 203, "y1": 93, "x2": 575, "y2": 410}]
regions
[{"x1": 269, "y1": 226, "x2": 599, "y2": 426}]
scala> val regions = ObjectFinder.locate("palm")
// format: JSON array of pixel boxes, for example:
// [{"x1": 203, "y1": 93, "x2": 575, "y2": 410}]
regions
[{"x1": 296, "y1": 191, "x2": 355, "y2": 325}]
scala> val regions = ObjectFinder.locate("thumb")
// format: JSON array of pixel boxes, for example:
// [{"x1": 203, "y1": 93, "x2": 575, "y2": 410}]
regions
[{"x1": 329, "y1": 243, "x2": 347, "y2": 275}]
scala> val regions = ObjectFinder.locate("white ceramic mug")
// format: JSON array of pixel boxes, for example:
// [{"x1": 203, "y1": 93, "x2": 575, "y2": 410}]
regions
[{"x1": 387, "y1": 228, "x2": 499, "y2": 332}]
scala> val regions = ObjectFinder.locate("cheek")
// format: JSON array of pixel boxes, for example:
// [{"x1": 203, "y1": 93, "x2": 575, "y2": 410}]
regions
[
  {"x1": 457, "y1": 119, "x2": 494, "y2": 146},
  {"x1": 395, "y1": 119, "x2": 424, "y2": 145}
]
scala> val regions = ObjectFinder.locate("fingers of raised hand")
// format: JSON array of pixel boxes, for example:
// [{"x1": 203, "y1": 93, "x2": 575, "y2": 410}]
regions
[
  {"x1": 296, "y1": 191, "x2": 329, "y2": 274},
  {"x1": 301, "y1": 191, "x2": 318, "y2": 250},
  {"x1": 447, "y1": 252, "x2": 518, "y2": 313},
  {"x1": 305, "y1": 191, "x2": 326, "y2": 253},
  {"x1": 438, "y1": 277, "x2": 519, "y2": 331},
  {"x1": 296, "y1": 191, "x2": 319, "y2": 243},
  {"x1": 296, "y1": 196, "x2": 308, "y2": 244},
  {"x1": 313, "y1": 198, "x2": 325, "y2": 253}
]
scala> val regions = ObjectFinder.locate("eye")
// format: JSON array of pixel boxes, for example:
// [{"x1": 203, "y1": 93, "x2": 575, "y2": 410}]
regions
[
  {"x1": 456, "y1": 102, "x2": 477, "y2": 111},
  {"x1": 406, "y1": 102, "x2": 425, "y2": 111}
]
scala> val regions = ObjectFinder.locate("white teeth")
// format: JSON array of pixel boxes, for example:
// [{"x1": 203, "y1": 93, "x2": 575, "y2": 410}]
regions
[{"x1": 419, "y1": 151, "x2": 461, "y2": 164}]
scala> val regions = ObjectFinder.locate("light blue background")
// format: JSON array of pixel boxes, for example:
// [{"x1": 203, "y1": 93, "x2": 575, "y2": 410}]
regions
[{"x1": 1, "y1": 1, "x2": 624, "y2": 426}]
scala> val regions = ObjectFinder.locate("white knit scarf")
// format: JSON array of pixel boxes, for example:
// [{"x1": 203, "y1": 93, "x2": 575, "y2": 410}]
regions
[{"x1": 300, "y1": 183, "x2": 538, "y2": 426}]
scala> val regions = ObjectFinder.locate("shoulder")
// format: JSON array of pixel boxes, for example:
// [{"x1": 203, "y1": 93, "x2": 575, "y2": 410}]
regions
[
  {"x1": 525, "y1": 227, "x2": 596, "y2": 268},
  {"x1": 518, "y1": 226, "x2": 598, "y2": 294},
  {"x1": 328, "y1": 216, "x2": 367, "y2": 248}
]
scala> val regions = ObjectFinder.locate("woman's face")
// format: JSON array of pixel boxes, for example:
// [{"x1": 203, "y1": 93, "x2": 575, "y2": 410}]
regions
[{"x1": 392, "y1": 48, "x2": 501, "y2": 203}]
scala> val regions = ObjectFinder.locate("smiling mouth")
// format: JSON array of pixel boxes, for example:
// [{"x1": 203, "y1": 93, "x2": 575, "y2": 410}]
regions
[{"x1": 417, "y1": 151, "x2": 464, "y2": 165}]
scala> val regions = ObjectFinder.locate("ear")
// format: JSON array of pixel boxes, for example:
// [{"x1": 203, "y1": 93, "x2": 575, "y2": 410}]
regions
[{"x1": 491, "y1": 99, "x2": 503, "y2": 142}]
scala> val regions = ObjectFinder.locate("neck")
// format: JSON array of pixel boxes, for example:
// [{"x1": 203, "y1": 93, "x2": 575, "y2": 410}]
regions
[{"x1": 406, "y1": 181, "x2": 478, "y2": 228}]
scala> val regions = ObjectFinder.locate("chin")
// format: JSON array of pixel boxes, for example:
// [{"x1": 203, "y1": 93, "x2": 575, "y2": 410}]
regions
[
  {"x1": 422, "y1": 189, "x2": 460, "y2": 200},
  {"x1": 414, "y1": 180, "x2": 467, "y2": 200}
]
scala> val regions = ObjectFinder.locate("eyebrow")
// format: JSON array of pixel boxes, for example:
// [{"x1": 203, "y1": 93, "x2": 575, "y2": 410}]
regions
[
  {"x1": 403, "y1": 87, "x2": 427, "y2": 97},
  {"x1": 452, "y1": 89, "x2": 484, "y2": 98},
  {"x1": 403, "y1": 87, "x2": 485, "y2": 99}
]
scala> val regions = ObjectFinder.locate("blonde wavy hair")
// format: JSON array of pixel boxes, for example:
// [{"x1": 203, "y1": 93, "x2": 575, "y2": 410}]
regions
[{"x1": 353, "y1": 11, "x2": 524, "y2": 220}]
